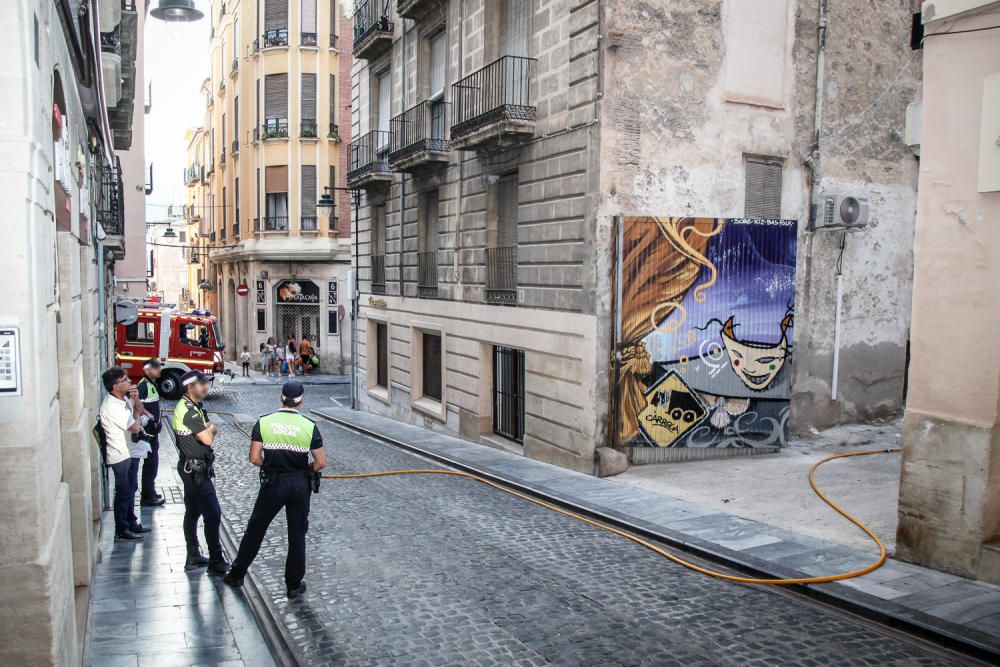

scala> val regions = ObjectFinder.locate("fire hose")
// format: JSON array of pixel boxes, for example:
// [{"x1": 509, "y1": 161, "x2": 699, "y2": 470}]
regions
[{"x1": 206, "y1": 409, "x2": 899, "y2": 586}]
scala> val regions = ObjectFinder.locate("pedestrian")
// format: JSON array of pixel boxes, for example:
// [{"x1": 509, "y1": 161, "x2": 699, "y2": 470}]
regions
[
  {"x1": 299, "y1": 337, "x2": 314, "y2": 375},
  {"x1": 240, "y1": 346, "x2": 251, "y2": 377},
  {"x1": 172, "y1": 370, "x2": 230, "y2": 576},
  {"x1": 275, "y1": 341, "x2": 286, "y2": 377},
  {"x1": 99, "y1": 367, "x2": 152, "y2": 541},
  {"x1": 263, "y1": 337, "x2": 276, "y2": 376},
  {"x1": 137, "y1": 358, "x2": 166, "y2": 507},
  {"x1": 285, "y1": 337, "x2": 297, "y2": 377},
  {"x1": 224, "y1": 380, "x2": 325, "y2": 599}
]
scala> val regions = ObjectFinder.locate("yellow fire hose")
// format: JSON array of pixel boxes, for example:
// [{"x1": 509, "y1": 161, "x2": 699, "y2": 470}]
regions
[{"x1": 209, "y1": 409, "x2": 899, "y2": 586}]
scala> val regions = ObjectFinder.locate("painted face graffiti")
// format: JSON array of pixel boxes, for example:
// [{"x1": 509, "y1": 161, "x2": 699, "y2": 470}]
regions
[{"x1": 721, "y1": 314, "x2": 792, "y2": 391}]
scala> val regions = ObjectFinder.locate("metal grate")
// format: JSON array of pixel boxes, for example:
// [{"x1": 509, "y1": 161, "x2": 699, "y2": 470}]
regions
[
  {"x1": 371, "y1": 254, "x2": 386, "y2": 294},
  {"x1": 486, "y1": 246, "x2": 517, "y2": 305},
  {"x1": 389, "y1": 101, "x2": 448, "y2": 163},
  {"x1": 492, "y1": 346, "x2": 525, "y2": 442},
  {"x1": 745, "y1": 157, "x2": 783, "y2": 218},
  {"x1": 348, "y1": 130, "x2": 392, "y2": 181},
  {"x1": 417, "y1": 251, "x2": 438, "y2": 297},
  {"x1": 277, "y1": 304, "x2": 321, "y2": 350}
]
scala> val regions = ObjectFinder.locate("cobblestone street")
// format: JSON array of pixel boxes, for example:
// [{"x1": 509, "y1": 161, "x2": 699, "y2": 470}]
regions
[{"x1": 195, "y1": 384, "x2": 958, "y2": 666}]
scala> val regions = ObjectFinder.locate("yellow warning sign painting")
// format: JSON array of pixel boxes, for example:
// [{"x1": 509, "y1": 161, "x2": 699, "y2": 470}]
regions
[{"x1": 637, "y1": 370, "x2": 709, "y2": 447}]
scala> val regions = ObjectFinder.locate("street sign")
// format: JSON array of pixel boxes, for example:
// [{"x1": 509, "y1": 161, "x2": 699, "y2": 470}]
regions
[{"x1": 236, "y1": 283, "x2": 250, "y2": 297}]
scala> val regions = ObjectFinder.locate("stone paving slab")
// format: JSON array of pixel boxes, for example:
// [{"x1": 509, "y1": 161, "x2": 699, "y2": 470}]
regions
[
  {"x1": 316, "y1": 406, "x2": 1000, "y2": 659},
  {"x1": 83, "y1": 443, "x2": 277, "y2": 667}
]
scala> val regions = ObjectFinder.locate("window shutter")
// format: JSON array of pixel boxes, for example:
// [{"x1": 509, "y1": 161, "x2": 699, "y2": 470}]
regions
[
  {"x1": 264, "y1": 73, "x2": 288, "y2": 119},
  {"x1": 745, "y1": 157, "x2": 783, "y2": 218},
  {"x1": 234, "y1": 177, "x2": 240, "y2": 228},
  {"x1": 265, "y1": 165, "x2": 288, "y2": 193},
  {"x1": 500, "y1": 0, "x2": 529, "y2": 57},
  {"x1": 374, "y1": 205, "x2": 386, "y2": 254},
  {"x1": 329, "y1": 74, "x2": 336, "y2": 128},
  {"x1": 301, "y1": 165, "x2": 317, "y2": 217},
  {"x1": 255, "y1": 79, "x2": 260, "y2": 126},
  {"x1": 329, "y1": 0, "x2": 337, "y2": 40},
  {"x1": 301, "y1": 73, "x2": 317, "y2": 120},
  {"x1": 423, "y1": 190, "x2": 439, "y2": 252},
  {"x1": 221, "y1": 112, "x2": 226, "y2": 144},
  {"x1": 265, "y1": 0, "x2": 287, "y2": 31},
  {"x1": 233, "y1": 96, "x2": 239, "y2": 137},
  {"x1": 377, "y1": 72, "x2": 391, "y2": 134},
  {"x1": 497, "y1": 174, "x2": 519, "y2": 247},
  {"x1": 301, "y1": 0, "x2": 316, "y2": 33},
  {"x1": 430, "y1": 33, "x2": 446, "y2": 98}
]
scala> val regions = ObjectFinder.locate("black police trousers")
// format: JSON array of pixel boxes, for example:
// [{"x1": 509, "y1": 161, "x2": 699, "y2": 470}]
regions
[
  {"x1": 140, "y1": 433, "x2": 159, "y2": 502},
  {"x1": 177, "y1": 460, "x2": 223, "y2": 558},
  {"x1": 229, "y1": 475, "x2": 311, "y2": 588}
]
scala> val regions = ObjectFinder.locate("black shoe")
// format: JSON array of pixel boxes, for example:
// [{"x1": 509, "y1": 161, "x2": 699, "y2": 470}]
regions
[
  {"x1": 114, "y1": 531, "x2": 144, "y2": 542},
  {"x1": 207, "y1": 557, "x2": 231, "y2": 577},
  {"x1": 140, "y1": 496, "x2": 166, "y2": 507},
  {"x1": 286, "y1": 581, "x2": 307, "y2": 599},
  {"x1": 184, "y1": 548, "x2": 210, "y2": 571},
  {"x1": 130, "y1": 524, "x2": 152, "y2": 534},
  {"x1": 223, "y1": 571, "x2": 244, "y2": 587}
]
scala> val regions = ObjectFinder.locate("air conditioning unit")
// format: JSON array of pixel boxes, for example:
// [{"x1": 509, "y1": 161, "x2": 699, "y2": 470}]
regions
[{"x1": 814, "y1": 195, "x2": 870, "y2": 231}]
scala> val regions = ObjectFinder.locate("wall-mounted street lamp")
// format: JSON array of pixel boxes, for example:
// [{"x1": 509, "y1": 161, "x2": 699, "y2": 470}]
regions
[
  {"x1": 316, "y1": 186, "x2": 335, "y2": 227},
  {"x1": 150, "y1": 0, "x2": 204, "y2": 22}
]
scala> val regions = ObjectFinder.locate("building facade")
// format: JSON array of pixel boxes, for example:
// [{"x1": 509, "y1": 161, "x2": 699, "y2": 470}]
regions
[
  {"x1": 0, "y1": 0, "x2": 141, "y2": 662},
  {"x1": 189, "y1": 0, "x2": 354, "y2": 372},
  {"x1": 897, "y1": 0, "x2": 1000, "y2": 585},
  {"x1": 349, "y1": 0, "x2": 921, "y2": 473}
]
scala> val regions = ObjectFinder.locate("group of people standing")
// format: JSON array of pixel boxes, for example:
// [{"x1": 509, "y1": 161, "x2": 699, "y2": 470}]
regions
[
  {"x1": 259, "y1": 335, "x2": 318, "y2": 377},
  {"x1": 98, "y1": 360, "x2": 327, "y2": 599}
]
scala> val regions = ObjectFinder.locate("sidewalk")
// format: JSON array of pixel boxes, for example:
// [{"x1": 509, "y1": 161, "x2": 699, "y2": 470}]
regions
[
  {"x1": 314, "y1": 407, "x2": 1000, "y2": 660},
  {"x1": 83, "y1": 442, "x2": 277, "y2": 667},
  {"x1": 220, "y1": 361, "x2": 349, "y2": 386}
]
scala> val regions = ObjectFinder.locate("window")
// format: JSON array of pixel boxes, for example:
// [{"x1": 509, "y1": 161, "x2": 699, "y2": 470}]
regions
[
  {"x1": 419, "y1": 189, "x2": 439, "y2": 295},
  {"x1": 422, "y1": 332, "x2": 442, "y2": 402},
  {"x1": 265, "y1": 0, "x2": 288, "y2": 31},
  {"x1": 499, "y1": 0, "x2": 529, "y2": 58},
  {"x1": 221, "y1": 112, "x2": 226, "y2": 148},
  {"x1": 256, "y1": 308, "x2": 266, "y2": 332},
  {"x1": 301, "y1": 72, "x2": 317, "y2": 136},
  {"x1": 373, "y1": 203, "x2": 386, "y2": 255},
  {"x1": 264, "y1": 73, "x2": 289, "y2": 136},
  {"x1": 745, "y1": 156, "x2": 783, "y2": 218},
  {"x1": 496, "y1": 173, "x2": 518, "y2": 247},
  {"x1": 329, "y1": 74, "x2": 337, "y2": 134},
  {"x1": 429, "y1": 31, "x2": 446, "y2": 141},
  {"x1": 265, "y1": 165, "x2": 289, "y2": 229},
  {"x1": 222, "y1": 186, "x2": 228, "y2": 239},
  {"x1": 234, "y1": 177, "x2": 240, "y2": 235},
  {"x1": 492, "y1": 346, "x2": 525, "y2": 442},
  {"x1": 233, "y1": 95, "x2": 239, "y2": 144},
  {"x1": 125, "y1": 321, "x2": 156, "y2": 345},
  {"x1": 375, "y1": 321, "x2": 388, "y2": 389},
  {"x1": 327, "y1": 309, "x2": 338, "y2": 335},
  {"x1": 376, "y1": 71, "x2": 391, "y2": 150},
  {"x1": 301, "y1": 165, "x2": 317, "y2": 230},
  {"x1": 301, "y1": 0, "x2": 317, "y2": 41},
  {"x1": 420, "y1": 189, "x2": 439, "y2": 253}
]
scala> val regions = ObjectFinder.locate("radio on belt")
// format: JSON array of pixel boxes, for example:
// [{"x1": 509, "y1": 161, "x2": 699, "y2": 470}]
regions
[{"x1": 0, "y1": 325, "x2": 22, "y2": 397}]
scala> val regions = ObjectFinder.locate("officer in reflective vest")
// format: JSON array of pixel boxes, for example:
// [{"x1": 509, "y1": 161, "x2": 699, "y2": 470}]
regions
[
  {"x1": 224, "y1": 381, "x2": 326, "y2": 598},
  {"x1": 137, "y1": 358, "x2": 166, "y2": 507},
  {"x1": 172, "y1": 370, "x2": 230, "y2": 576}
]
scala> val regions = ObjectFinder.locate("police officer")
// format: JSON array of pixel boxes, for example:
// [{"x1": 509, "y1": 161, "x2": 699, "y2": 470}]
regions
[
  {"x1": 137, "y1": 359, "x2": 166, "y2": 507},
  {"x1": 172, "y1": 370, "x2": 230, "y2": 576},
  {"x1": 224, "y1": 381, "x2": 325, "y2": 598}
]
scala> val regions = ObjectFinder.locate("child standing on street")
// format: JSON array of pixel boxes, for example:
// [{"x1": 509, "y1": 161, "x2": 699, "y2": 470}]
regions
[{"x1": 240, "y1": 346, "x2": 251, "y2": 376}]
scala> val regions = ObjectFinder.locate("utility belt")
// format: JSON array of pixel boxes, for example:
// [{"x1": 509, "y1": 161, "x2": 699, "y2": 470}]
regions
[
  {"x1": 130, "y1": 419, "x2": 162, "y2": 445},
  {"x1": 181, "y1": 452, "x2": 215, "y2": 486},
  {"x1": 259, "y1": 468, "x2": 320, "y2": 494}
]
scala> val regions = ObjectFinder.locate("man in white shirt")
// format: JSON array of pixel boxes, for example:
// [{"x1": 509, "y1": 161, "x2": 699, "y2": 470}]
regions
[{"x1": 100, "y1": 367, "x2": 151, "y2": 542}]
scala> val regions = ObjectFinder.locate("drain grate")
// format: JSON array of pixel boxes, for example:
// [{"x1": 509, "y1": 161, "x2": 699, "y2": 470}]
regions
[{"x1": 163, "y1": 485, "x2": 185, "y2": 504}]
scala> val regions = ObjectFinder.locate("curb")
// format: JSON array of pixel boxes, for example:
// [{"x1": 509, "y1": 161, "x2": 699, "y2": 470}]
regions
[{"x1": 311, "y1": 408, "x2": 1000, "y2": 664}]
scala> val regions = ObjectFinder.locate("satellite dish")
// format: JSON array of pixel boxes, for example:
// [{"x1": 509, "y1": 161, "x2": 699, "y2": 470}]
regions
[{"x1": 115, "y1": 300, "x2": 139, "y2": 326}]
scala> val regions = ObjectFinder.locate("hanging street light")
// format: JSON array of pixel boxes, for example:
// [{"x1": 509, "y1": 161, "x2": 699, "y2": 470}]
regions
[
  {"x1": 316, "y1": 186, "x2": 335, "y2": 230},
  {"x1": 150, "y1": 0, "x2": 204, "y2": 22},
  {"x1": 162, "y1": 226, "x2": 177, "y2": 238}
]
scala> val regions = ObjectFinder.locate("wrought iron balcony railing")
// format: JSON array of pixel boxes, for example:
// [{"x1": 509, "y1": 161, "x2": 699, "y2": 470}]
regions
[
  {"x1": 97, "y1": 157, "x2": 125, "y2": 236},
  {"x1": 184, "y1": 165, "x2": 200, "y2": 184},
  {"x1": 389, "y1": 100, "x2": 448, "y2": 165},
  {"x1": 231, "y1": 57, "x2": 238, "y2": 75},
  {"x1": 263, "y1": 28, "x2": 289, "y2": 48},
  {"x1": 301, "y1": 119, "x2": 318, "y2": 138},
  {"x1": 347, "y1": 130, "x2": 392, "y2": 182},
  {"x1": 262, "y1": 216, "x2": 289, "y2": 231},
  {"x1": 218, "y1": 78, "x2": 225, "y2": 93},
  {"x1": 262, "y1": 117, "x2": 289, "y2": 139},
  {"x1": 220, "y1": 223, "x2": 227, "y2": 240},
  {"x1": 353, "y1": 0, "x2": 393, "y2": 58},
  {"x1": 417, "y1": 251, "x2": 438, "y2": 298},
  {"x1": 485, "y1": 245, "x2": 517, "y2": 305},
  {"x1": 329, "y1": 33, "x2": 338, "y2": 48},
  {"x1": 233, "y1": 219, "x2": 240, "y2": 237},
  {"x1": 253, "y1": 126, "x2": 260, "y2": 141},
  {"x1": 301, "y1": 216, "x2": 318, "y2": 231},
  {"x1": 371, "y1": 254, "x2": 386, "y2": 294},
  {"x1": 301, "y1": 32, "x2": 318, "y2": 46},
  {"x1": 100, "y1": 25, "x2": 121, "y2": 55},
  {"x1": 219, "y1": 148, "x2": 226, "y2": 165},
  {"x1": 451, "y1": 56, "x2": 536, "y2": 140},
  {"x1": 252, "y1": 38, "x2": 260, "y2": 53},
  {"x1": 328, "y1": 123, "x2": 341, "y2": 140}
]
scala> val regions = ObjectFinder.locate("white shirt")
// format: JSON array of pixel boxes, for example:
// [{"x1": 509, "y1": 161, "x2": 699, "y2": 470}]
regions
[
  {"x1": 241, "y1": 351, "x2": 251, "y2": 363},
  {"x1": 100, "y1": 393, "x2": 136, "y2": 465}
]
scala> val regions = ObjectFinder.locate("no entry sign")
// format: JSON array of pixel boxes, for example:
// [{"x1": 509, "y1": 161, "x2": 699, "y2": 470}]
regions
[{"x1": 236, "y1": 283, "x2": 250, "y2": 297}]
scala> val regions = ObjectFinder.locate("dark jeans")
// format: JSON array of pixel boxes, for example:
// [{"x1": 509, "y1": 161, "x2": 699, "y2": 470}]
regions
[
  {"x1": 242, "y1": 362, "x2": 250, "y2": 376},
  {"x1": 230, "y1": 475, "x2": 311, "y2": 587},
  {"x1": 177, "y1": 460, "x2": 223, "y2": 557},
  {"x1": 111, "y1": 458, "x2": 140, "y2": 536},
  {"x1": 140, "y1": 433, "x2": 159, "y2": 501}
]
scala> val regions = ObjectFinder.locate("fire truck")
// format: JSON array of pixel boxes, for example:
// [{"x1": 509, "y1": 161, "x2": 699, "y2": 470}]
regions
[{"x1": 115, "y1": 304, "x2": 225, "y2": 399}]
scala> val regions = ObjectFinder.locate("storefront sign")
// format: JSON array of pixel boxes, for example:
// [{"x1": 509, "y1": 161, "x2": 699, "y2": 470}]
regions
[
  {"x1": 276, "y1": 280, "x2": 320, "y2": 304},
  {"x1": 367, "y1": 297, "x2": 387, "y2": 308}
]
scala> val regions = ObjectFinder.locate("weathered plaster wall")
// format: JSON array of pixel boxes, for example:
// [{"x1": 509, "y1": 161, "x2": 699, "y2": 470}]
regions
[{"x1": 595, "y1": 0, "x2": 921, "y2": 433}]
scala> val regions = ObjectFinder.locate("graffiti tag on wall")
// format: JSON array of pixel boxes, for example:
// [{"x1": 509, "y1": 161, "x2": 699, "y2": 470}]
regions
[{"x1": 612, "y1": 217, "x2": 797, "y2": 449}]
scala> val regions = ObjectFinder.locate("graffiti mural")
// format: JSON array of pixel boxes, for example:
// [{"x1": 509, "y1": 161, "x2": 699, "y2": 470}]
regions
[{"x1": 611, "y1": 216, "x2": 798, "y2": 450}]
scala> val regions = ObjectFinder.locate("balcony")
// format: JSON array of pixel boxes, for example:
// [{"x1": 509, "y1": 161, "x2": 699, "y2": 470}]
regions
[
  {"x1": 184, "y1": 165, "x2": 200, "y2": 185},
  {"x1": 347, "y1": 130, "x2": 392, "y2": 189},
  {"x1": 397, "y1": 0, "x2": 439, "y2": 20},
  {"x1": 253, "y1": 126, "x2": 260, "y2": 142},
  {"x1": 301, "y1": 216, "x2": 318, "y2": 231},
  {"x1": 353, "y1": 0, "x2": 393, "y2": 61},
  {"x1": 260, "y1": 216, "x2": 289, "y2": 232},
  {"x1": 371, "y1": 254, "x2": 386, "y2": 294},
  {"x1": 233, "y1": 219, "x2": 240, "y2": 238},
  {"x1": 105, "y1": 1, "x2": 139, "y2": 150},
  {"x1": 232, "y1": 138, "x2": 239, "y2": 155},
  {"x1": 262, "y1": 117, "x2": 289, "y2": 140},
  {"x1": 230, "y1": 57, "x2": 238, "y2": 76},
  {"x1": 219, "y1": 148, "x2": 226, "y2": 166},
  {"x1": 220, "y1": 224, "x2": 227, "y2": 241},
  {"x1": 328, "y1": 123, "x2": 341, "y2": 142},
  {"x1": 389, "y1": 100, "x2": 449, "y2": 173},
  {"x1": 300, "y1": 119, "x2": 318, "y2": 139},
  {"x1": 98, "y1": 157, "x2": 125, "y2": 257},
  {"x1": 451, "y1": 56, "x2": 536, "y2": 151},
  {"x1": 263, "y1": 28, "x2": 289, "y2": 48},
  {"x1": 417, "y1": 251, "x2": 438, "y2": 298},
  {"x1": 252, "y1": 38, "x2": 260, "y2": 54},
  {"x1": 218, "y1": 78, "x2": 226, "y2": 95},
  {"x1": 485, "y1": 245, "x2": 517, "y2": 305},
  {"x1": 329, "y1": 33, "x2": 338, "y2": 49},
  {"x1": 301, "y1": 32, "x2": 318, "y2": 47}
]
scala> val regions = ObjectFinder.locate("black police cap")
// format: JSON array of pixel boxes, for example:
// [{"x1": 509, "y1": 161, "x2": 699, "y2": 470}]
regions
[
  {"x1": 281, "y1": 380, "x2": 305, "y2": 403},
  {"x1": 181, "y1": 370, "x2": 210, "y2": 387}
]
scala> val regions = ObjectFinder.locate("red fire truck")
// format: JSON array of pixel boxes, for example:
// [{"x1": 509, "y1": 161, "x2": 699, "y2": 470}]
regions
[{"x1": 115, "y1": 305, "x2": 225, "y2": 399}]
